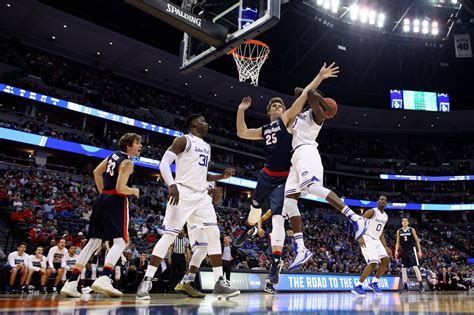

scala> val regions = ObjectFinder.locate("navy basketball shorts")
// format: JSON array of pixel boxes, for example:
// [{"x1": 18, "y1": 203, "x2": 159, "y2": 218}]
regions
[
  {"x1": 252, "y1": 170, "x2": 287, "y2": 216},
  {"x1": 89, "y1": 190, "x2": 129, "y2": 242}
]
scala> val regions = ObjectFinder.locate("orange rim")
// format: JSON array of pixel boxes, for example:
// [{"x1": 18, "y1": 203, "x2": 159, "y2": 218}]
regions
[{"x1": 227, "y1": 39, "x2": 270, "y2": 60}]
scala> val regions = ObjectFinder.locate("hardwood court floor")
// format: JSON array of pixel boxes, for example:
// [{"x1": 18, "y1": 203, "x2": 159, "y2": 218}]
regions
[{"x1": 0, "y1": 291, "x2": 472, "y2": 314}]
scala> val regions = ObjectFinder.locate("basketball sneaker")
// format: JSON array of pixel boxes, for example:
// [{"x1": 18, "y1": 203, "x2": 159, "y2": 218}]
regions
[
  {"x1": 233, "y1": 226, "x2": 256, "y2": 247},
  {"x1": 288, "y1": 248, "x2": 313, "y2": 272},
  {"x1": 212, "y1": 276, "x2": 240, "y2": 298},
  {"x1": 60, "y1": 280, "x2": 81, "y2": 298},
  {"x1": 264, "y1": 279, "x2": 277, "y2": 294},
  {"x1": 368, "y1": 282, "x2": 383, "y2": 294},
  {"x1": 352, "y1": 217, "x2": 369, "y2": 241},
  {"x1": 351, "y1": 285, "x2": 367, "y2": 296},
  {"x1": 136, "y1": 277, "x2": 153, "y2": 300},
  {"x1": 268, "y1": 259, "x2": 283, "y2": 284},
  {"x1": 91, "y1": 276, "x2": 123, "y2": 298},
  {"x1": 175, "y1": 281, "x2": 206, "y2": 298}
]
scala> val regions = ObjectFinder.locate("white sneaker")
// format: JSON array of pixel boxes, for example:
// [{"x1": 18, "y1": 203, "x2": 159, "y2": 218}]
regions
[
  {"x1": 288, "y1": 248, "x2": 313, "y2": 271},
  {"x1": 60, "y1": 280, "x2": 81, "y2": 298},
  {"x1": 91, "y1": 276, "x2": 123, "y2": 298}
]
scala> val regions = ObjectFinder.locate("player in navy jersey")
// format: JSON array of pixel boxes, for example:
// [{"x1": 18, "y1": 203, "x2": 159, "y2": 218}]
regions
[
  {"x1": 61, "y1": 133, "x2": 141, "y2": 298},
  {"x1": 395, "y1": 218, "x2": 425, "y2": 292},
  {"x1": 234, "y1": 63, "x2": 339, "y2": 293}
]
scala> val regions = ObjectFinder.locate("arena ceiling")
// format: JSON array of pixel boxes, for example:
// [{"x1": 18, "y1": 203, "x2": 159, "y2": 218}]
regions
[
  {"x1": 1, "y1": 0, "x2": 473, "y2": 132},
  {"x1": 34, "y1": 0, "x2": 474, "y2": 110}
]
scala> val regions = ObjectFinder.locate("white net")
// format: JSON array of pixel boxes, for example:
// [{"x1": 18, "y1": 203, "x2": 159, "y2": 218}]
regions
[{"x1": 229, "y1": 40, "x2": 270, "y2": 86}]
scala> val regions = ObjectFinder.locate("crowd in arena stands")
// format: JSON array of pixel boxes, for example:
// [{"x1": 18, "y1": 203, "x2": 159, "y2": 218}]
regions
[
  {"x1": 0, "y1": 166, "x2": 471, "y2": 293},
  {"x1": 1, "y1": 37, "x2": 473, "y2": 174}
]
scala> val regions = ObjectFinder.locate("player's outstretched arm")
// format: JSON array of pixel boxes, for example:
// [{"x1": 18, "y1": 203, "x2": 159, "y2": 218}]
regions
[
  {"x1": 282, "y1": 62, "x2": 339, "y2": 127},
  {"x1": 116, "y1": 160, "x2": 139, "y2": 198},
  {"x1": 308, "y1": 90, "x2": 328, "y2": 125},
  {"x1": 161, "y1": 136, "x2": 187, "y2": 205},
  {"x1": 236, "y1": 97, "x2": 263, "y2": 140},
  {"x1": 93, "y1": 157, "x2": 108, "y2": 193},
  {"x1": 207, "y1": 168, "x2": 235, "y2": 182}
]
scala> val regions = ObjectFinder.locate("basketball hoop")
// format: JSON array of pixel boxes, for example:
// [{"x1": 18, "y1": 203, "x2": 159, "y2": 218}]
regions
[{"x1": 227, "y1": 39, "x2": 270, "y2": 86}]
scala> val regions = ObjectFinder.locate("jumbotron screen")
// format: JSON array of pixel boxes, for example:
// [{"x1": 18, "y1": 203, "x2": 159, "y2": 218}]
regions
[{"x1": 390, "y1": 90, "x2": 450, "y2": 112}]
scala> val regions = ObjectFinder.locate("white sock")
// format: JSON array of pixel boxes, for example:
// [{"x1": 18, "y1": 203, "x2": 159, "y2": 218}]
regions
[
  {"x1": 182, "y1": 273, "x2": 196, "y2": 284},
  {"x1": 145, "y1": 265, "x2": 158, "y2": 279},
  {"x1": 212, "y1": 266, "x2": 224, "y2": 282},
  {"x1": 355, "y1": 281, "x2": 363, "y2": 286},
  {"x1": 342, "y1": 206, "x2": 360, "y2": 222},
  {"x1": 294, "y1": 232, "x2": 305, "y2": 251},
  {"x1": 372, "y1": 277, "x2": 379, "y2": 283}
]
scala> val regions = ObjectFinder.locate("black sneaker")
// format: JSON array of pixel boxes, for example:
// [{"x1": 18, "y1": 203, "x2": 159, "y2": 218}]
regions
[
  {"x1": 268, "y1": 259, "x2": 282, "y2": 285},
  {"x1": 399, "y1": 283, "x2": 409, "y2": 293},
  {"x1": 263, "y1": 280, "x2": 277, "y2": 294},
  {"x1": 233, "y1": 226, "x2": 256, "y2": 247}
]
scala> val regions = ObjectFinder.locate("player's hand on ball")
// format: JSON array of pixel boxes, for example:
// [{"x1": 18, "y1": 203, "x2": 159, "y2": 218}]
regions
[
  {"x1": 168, "y1": 184, "x2": 180, "y2": 205},
  {"x1": 222, "y1": 168, "x2": 235, "y2": 179},
  {"x1": 319, "y1": 62, "x2": 339, "y2": 79},
  {"x1": 358, "y1": 238, "x2": 366, "y2": 248},
  {"x1": 238, "y1": 97, "x2": 252, "y2": 111}
]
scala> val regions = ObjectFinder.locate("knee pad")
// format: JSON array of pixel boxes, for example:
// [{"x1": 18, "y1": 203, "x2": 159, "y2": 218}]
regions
[
  {"x1": 190, "y1": 247, "x2": 208, "y2": 268},
  {"x1": 248, "y1": 205, "x2": 262, "y2": 225},
  {"x1": 308, "y1": 183, "x2": 331, "y2": 199},
  {"x1": 204, "y1": 226, "x2": 222, "y2": 256},
  {"x1": 152, "y1": 233, "x2": 177, "y2": 258},
  {"x1": 283, "y1": 198, "x2": 300, "y2": 218},
  {"x1": 270, "y1": 215, "x2": 286, "y2": 247}
]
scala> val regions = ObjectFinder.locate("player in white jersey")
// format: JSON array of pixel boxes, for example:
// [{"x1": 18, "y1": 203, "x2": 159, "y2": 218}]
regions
[
  {"x1": 26, "y1": 246, "x2": 48, "y2": 293},
  {"x1": 61, "y1": 246, "x2": 79, "y2": 282},
  {"x1": 7, "y1": 243, "x2": 28, "y2": 293},
  {"x1": 283, "y1": 89, "x2": 369, "y2": 270},
  {"x1": 351, "y1": 196, "x2": 391, "y2": 296},
  {"x1": 136, "y1": 114, "x2": 240, "y2": 300},
  {"x1": 47, "y1": 238, "x2": 67, "y2": 293}
]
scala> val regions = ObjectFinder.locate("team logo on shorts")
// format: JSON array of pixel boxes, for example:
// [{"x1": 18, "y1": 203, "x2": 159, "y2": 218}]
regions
[{"x1": 302, "y1": 171, "x2": 309, "y2": 176}]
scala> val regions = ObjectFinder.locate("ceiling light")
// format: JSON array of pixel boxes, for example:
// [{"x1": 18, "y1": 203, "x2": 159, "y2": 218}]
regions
[
  {"x1": 145, "y1": 68, "x2": 149, "y2": 72},
  {"x1": 404, "y1": 18, "x2": 410, "y2": 25},
  {"x1": 360, "y1": 8, "x2": 368, "y2": 23},
  {"x1": 350, "y1": 5, "x2": 359, "y2": 20},
  {"x1": 323, "y1": 0, "x2": 330, "y2": 10},
  {"x1": 432, "y1": 21, "x2": 438, "y2": 28},
  {"x1": 198, "y1": 75, "x2": 202, "y2": 78},
  {"x1": 158, "y1": 60, "x2": 162, "y2": 63},
  {"x1": 51, "y1": 35, "x2": 56, "y2": 40},
  {"x1": 413, "y1": 26, "x2": 419, "y2": 33},
  {"x1": 109, "y1": 41, "x2": 113, "y2": 46},
  {"x1": 422, "y1": 27, "x2": 429, "y2": 34},
  {"x1": 317, "y1": 0, "x2": 324, "y2": 5},
  {"x1": 422, "y1": 20, "x2": 428, "y2": 27},
  {"x1": 377, "y1": 20, "x2": 384, "y2": 28},
  {"x1": 403, "y1": 25, "x2": 410, "y2": 32},
  {"x1": 432, "y1": 28, "x2": 439, "y2": 35},
  {"x1": 63, "y1": 24, "x2": 67, "y2": 28},
  {"x1": 414, "y1": 19, "x2": 420, "y2": 26},
  {"x1": 96, "y1": 51, "x2": 101, "y2": 55},
  {"x1": 6, "y1": 3, "x2": 11, "y2": 7}
]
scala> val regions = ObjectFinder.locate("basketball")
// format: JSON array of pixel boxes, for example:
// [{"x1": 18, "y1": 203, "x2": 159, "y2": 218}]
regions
[{"x1": 323, "y1": 97, "x2": 338, "y2": 119}]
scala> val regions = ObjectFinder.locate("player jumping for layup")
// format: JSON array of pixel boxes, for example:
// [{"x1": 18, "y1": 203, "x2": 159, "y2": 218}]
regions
[
  {"x1": 351, "y1": 196, "x2": 390, "y2": 296},
  {"x1": 136, "y1": 114, "x2": 239, "y2": 300},
  {"x1": 395, "y1": 218, "x2": 425, "y2": 293},
  {"x1": 234, "y1": 63, "x2": 340, "y2": 293},
  {"x1": 61, "y1": 133, "x2": 141, "y2": 297},
  {"x1": 283, "y1": 89, "x2": 369, "y2": 266}
]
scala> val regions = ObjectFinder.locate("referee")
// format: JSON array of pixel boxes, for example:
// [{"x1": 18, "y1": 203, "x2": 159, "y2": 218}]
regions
[{"x1": 168, "y1": 229, "x2": 190, "y2": 291}]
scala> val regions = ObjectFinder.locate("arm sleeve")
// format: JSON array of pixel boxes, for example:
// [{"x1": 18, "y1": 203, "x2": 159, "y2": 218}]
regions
[
  {"x1": 8, "y1": 253, "x2": 15, "y2": 267},
  {"x1": 160, "y1": 151, "x2": 177, "y2": 187},
  {"x1": 47, "y1": 248, "x2": 54, "y2": 268}
]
